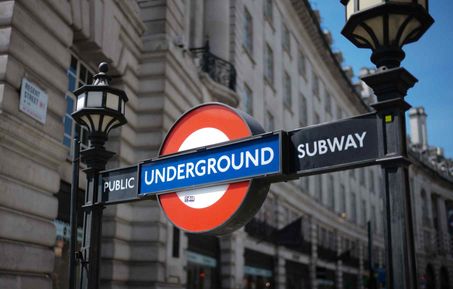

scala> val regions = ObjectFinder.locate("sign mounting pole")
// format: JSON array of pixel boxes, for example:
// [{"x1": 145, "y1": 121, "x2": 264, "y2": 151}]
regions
[{"x1": 363, "y1": 67, "x2": 418, "y2": 289}]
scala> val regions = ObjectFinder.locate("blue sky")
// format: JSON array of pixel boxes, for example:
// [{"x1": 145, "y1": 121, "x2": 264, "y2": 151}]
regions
[{"x1": 311, "y1": 1, "x2": 453, "y2": 158}]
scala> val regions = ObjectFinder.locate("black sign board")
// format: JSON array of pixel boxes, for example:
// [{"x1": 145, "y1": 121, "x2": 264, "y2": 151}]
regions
[
  {"x1": 285, "y1": 113, "x2": 379, "y2": 176},
  {"x1": 98, "y1": 113, "x2": 381, "y2": 205},
  {"x1": 100, "y1": 166, "x2": 139, "y2": 205}
]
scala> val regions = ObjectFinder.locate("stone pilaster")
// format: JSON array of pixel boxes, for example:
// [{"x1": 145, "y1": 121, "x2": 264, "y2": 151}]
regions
[
  {"x1": 220, "y1": 230, "x2": 245, "y2": 289},
  {"x1": 274, "y1": 249, "x2": 286, "y2": 289},
  {"x1": 0, "y1": 1, "x2": 71, "y2": 288},
  {"x1": 437, "y1": 197, "x2": 450, "y2": 254},
  {"x1": 204, "y1": 0, "x2": 230, "y2": 60},
  {"x1": 335, "y1": 234, "x2": 343, "y2": 289},
  {"x1": 358, "y1": 242, "x2": 364, "y2": 289},
  {"x1": 310, "y1": 218, "x2": 318, "y2": 289}
]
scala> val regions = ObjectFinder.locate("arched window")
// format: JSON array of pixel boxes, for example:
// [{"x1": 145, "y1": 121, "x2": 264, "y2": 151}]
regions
[
  {"x1": 420, "y1": 190, "x2": 429, "y2": 226},
  {"x1": 440, "y1": 266, "x2": 449, "y2": 289},
  {"x1": 425, "y1": 264, "x2": 436, "y2": 289}
]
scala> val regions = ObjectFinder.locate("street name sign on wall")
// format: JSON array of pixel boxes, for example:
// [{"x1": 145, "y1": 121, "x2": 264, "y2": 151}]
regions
[
  {"x1": 19, "y1": 78, "x2": 48, "y2": 124},
  {"x1": 286, "y1": 113, "x2": 379, "y2": 176}
]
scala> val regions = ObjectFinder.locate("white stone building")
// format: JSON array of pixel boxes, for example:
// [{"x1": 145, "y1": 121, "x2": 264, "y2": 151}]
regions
[{"x1": 0, "y1": 1, "x2": 451, "y2": 289}]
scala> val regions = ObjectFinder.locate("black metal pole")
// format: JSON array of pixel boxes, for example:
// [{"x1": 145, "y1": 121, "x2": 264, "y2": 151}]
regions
[
  {"x1": 362, "y1": 67, "x2": 418, "y2": 289},
  {"x1": 69, "y1": 125, "x2": 81, "y2": 289},
  {"x1": 79, "y1": 146, "x2": 114, "y2": 289},
  {"x1": 368, "y1": 221, "x2": 377, "y2": 289}
]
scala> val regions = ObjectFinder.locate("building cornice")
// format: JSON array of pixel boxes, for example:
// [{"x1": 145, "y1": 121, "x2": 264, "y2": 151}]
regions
[
  {"x1": 290, "y1": 0, "x2": 370, "y2": 113},
  {"x1": 409, "y1": 147, "x2": 453, "y2": 187}
]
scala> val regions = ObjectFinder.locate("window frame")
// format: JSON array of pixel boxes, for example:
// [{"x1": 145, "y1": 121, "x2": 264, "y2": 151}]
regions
[
  {"x1": 264, "y1": 0, "x2": 273, "y2": 25},
  {"x1": 282, "y1": 24, "x2": 290, "y2": 53},
  {"x1": 298, "y1": 50, "x2": 306, "y2": 78},
  {"x1": 243, "y1": 83, "x2": 253, "y2": 115},
  {"x1": 264, "y1": 43, "x2": 274, "y2": 86},
  {"x1": 63, "y1": 55, "x2": 94, "y2": 152},
  {"x1": 283, "y1": 71, "x2": 292, "y2": 109},
  {"x1": 243, "y1": 7, "x2": 254, "y2": 56}
]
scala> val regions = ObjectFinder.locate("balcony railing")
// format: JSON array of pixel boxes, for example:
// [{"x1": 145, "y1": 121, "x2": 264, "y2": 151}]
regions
[
  {"x1": 245, "y1": 218, "x2": 277, "y2": 243},
  {"x1": 317, "y1": 246, "x2": 337, "y2": 262},
  {"x1": 190, "y1": 42, "x2": 237, "y2": 91}
]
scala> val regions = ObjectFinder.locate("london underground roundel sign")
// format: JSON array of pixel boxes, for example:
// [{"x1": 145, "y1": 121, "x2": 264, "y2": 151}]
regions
[{"x1": 157, "y1": 103, "x2": 270, "y2": 235}]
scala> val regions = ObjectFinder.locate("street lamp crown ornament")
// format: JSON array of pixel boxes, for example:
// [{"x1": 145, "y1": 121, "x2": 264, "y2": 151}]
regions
[
  {"x1": 341, "y1": 0, "x2": 434, "y2": 68},
  {"x1": 71, "y1": 62, "x2": 128, "y2": 147},
  {"x1": 93, "y1": 62, "x2": 112, "y2": 85}
]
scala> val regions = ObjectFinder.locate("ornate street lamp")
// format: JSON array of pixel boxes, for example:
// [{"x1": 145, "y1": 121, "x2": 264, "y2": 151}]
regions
[
  {"x1": 340, "y1": 1, "x2": 433, "y2": 289},
  {"x1": 71, "y1": 62, "x2": 128, "y2": 289},
  {"x1": 72, "y1": 62, "x2": 127, "y2": 148},
  {"x1": 341, "y1": 0, "x2": 433, "y2": 68}
]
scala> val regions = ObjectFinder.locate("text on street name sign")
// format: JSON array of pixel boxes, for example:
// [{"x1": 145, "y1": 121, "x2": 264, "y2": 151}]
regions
[
  {"x1": 287, "y1": 113, "x2": 379, "y2": 174},
  {"x1": 139, "y1": 133, "x2": 281, "y2": 196},
  {"x1": 101, "y1": 166, "x2": 138, "y2": 205}
]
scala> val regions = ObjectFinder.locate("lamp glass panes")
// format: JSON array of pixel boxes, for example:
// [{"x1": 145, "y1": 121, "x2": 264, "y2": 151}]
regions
[
  {"x1": 72, "y1": 63, "x2": 128, "y2": 140},
  {"x1": 342, "y1": 0, "x2": 432, "y2": 49},
  {"x1": 345, "y1": 0, "x2": 428, "y2": 21},
  {"x1": 73, "y1": 87, "x2": 126, "y2": 136}
]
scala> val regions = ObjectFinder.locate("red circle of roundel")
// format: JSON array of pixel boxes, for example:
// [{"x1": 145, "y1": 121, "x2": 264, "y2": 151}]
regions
[{"x1": 158, "y1": 103, "x2": 254, "y2": 233}]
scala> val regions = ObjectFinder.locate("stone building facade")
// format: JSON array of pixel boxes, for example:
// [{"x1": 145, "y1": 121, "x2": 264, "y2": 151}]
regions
[{"x1": 0, "y1": 1, "x2": 451, "y2": 289}]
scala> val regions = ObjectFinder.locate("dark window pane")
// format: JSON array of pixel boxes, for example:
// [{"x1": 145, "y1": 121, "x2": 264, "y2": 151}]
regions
[
  {"x1": 67, "y1": 74, "x2": 76, "y2": 91},
  {"x1": 66, "y1": 97, "x2": 74, "y2": 113},
  {"x1": 80, "y1": 65, "x2": 87, "y2": 84},
  {"x1": 172, "y1": 226, "x2": 180, "y2": 258},
  {"x1": 87, "y1": 72, "x2": 93, "y2": 84},
  {"x1": 64, "y1": 116, "x2": 72, "y2": 135},
  {"x1": 70, "y1": 56, "x2": 77, "y2": 74},
  {"x1": 63, "y1": 136, "x2": 71, "y2": 147}
]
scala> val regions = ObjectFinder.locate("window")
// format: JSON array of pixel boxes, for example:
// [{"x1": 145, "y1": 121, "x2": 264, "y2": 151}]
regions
[
  {"x1": 314, "y1": 112, "x2": 320, "y2": 125},
  {"x1": 264, "y1": 0, "x2": 273, "y2": 24},
  {"x1": 369, "y1": 170, "x2": 375, "y2": 193},
  {"x1": 172, "y1": 226, "x2": 180, "y2": 258},
  {"x1": 371, "y1": 205, "x2": 377, "y2": 233},
  {"x1": 360, "y1": 168, "x2": 366, "y2": 186},
  {"x1": 264, "y1": 44, "x2": 274, "y2": 85},
  {"x1": 53, "y1": 181, "x2": 84, "y2": 288},
  {"x1": 299, "y1": 95, "x2": 307, "y2": 126},
  {"x1": 336, "y1": 105, "x2": 343, "y2": 120},
  {"x1": 298, "y1": 50, "x2": 306, "y2": 77},
  {"x1": 315, "y1": 175, "x2": 323, "y2": 202},
  {"x1": 300, "y1": 177, "x2": 309, "y2": 194},
  {"x1": 283, "y1": 72, "x2": 292, "y2": 108},
  {"x1": 313, "y1": 73, "x2": 319, "y2": 97},
  {"x1": 63, "y1": 55, "x2": 92, "y2": 151},
  {"x1": 421, "y1": 190, "x2": 429, "y2": 226},
  {"x1": 351, "y1": 192, "x2": 357, "y2": 222},
  {"x1": 243, "y1": 8, "x2": 253, "y2": 55},
  {"x1": 282, "y1": 24, "x2": 290, "y2": 52},
  {"x1": 361, "y1": 199, "x2": 367, "y2": 227},
  {"x1": 265, "y1": 110, "x2": 274, "y2": 131},
  {"x1": 339, "y1": 184, "x2": 346, "y2": 214},
  {"x1": 327, "y1": 175, "x2": 335, "y2": 209},
  {"x1": 243, "y1": 83, "x2": 253, "y2": 115},
  {"x1": 325, "y1": 93, "x2": 332, "y2": 115}
]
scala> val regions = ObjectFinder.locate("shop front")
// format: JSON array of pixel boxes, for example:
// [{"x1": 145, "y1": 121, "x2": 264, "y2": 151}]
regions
[
  {"x1": 244, "y1": 249, "x2": 275, "y2": 289},
  {"x1": 343, "y1": 272, "x2": 358, "y2": 289},
  {"x1": 316, "y1": 267, "x2": 335, "y2": 289},
  {"x1": 187, "y1": 234, "x2": 220, "y2": 289},
  {"x1": 286, "y1": 260, "x2": 310, "y2": 289}
]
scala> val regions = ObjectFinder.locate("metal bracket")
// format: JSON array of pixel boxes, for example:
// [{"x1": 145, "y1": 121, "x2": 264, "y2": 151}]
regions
[{"x1": 75, "y1": 249, "x2": 89, "y2": 266}]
